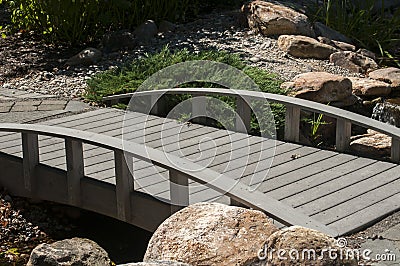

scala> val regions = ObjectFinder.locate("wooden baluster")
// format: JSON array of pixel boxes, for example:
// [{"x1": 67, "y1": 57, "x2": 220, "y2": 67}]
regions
[
  {"x1": 169, "y1": 169, "x2": 189, "y2": 214},
  {"x1": 114, "y1": 150, "x2": 134, "y2": 221},
  {"x1": 192, "y1": 95, "x2": 207, "y2": 125},
  {"x1": 65, "y1": 138, "x2": 84, "y2": 206},
  {"x1": 22, "y1": 132, "x2": 39, "y2": 196},
  {"x1": 336, "y1": 119, "x2": 351, "y2": 152},
  {"x1": 391, "y1": 137, "x2": 400, "y2": 163},
  {"x1": 150, "y1": 93, "x2": 165, "y2": 116},
  {"x1": 284, "y1": 106, "x2": 300, "y2": 142},
  {"x1": 235, "y1": 97, "x2": 251, "y2": 134}
]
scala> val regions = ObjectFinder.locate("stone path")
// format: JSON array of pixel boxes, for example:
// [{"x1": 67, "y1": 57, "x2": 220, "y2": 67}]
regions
[{"x1": 0, "y1": 87, "x2": 91, "y2": 123}]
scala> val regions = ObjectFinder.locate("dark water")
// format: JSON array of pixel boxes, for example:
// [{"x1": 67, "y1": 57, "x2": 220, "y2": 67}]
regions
[{"x1": 64, "y1": 209, "x2": 153, "y2": 264}]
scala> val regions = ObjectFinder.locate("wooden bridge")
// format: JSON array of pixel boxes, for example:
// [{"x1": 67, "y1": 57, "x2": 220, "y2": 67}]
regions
[{"x1": 1, "y1": 88, "x2": 400, "y2": 237}]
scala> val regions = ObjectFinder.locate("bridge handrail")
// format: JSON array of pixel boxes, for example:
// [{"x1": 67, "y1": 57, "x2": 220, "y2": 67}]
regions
[
  {"x1": 0, "y1": 123, "x2": 337, "y2": 236},
  {"x1": 103, "y1": 88, "x2": 400, "y2": 162}
]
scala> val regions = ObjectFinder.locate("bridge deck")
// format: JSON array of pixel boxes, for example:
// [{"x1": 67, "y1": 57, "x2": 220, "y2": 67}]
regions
[{"x1": 0, "y1": 108, "x2": 399, "y2": 236}]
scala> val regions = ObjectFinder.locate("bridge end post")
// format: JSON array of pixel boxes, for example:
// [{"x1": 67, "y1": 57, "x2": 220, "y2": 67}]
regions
[
  {"x1": 336, "y1": 119, "x2": 351, "y2": 152},
  {"x1": 169, "y1": 169, "x2": 189, "y2": 214},
  {"x1": 65, "y1": 139, "x2": 84, "y2": 206},
  {"x1": 391, "y1": 137, "x2": 400, "y2": 163},
  {"x1": 22, "y1": 132, "x2": 39, "y2": 196},
  {"x1": 114, "y1": 150, "x2": 134, "y2": 221}
]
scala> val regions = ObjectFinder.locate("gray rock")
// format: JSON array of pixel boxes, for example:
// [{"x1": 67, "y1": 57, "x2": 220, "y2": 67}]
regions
[
  {"x1": 134, "y1": 20, "x2": 158, "y2": 43},
  {"x1": 314, "y1": 21, "x2": 352, "y2": 43},
  {"x1": 66, "y1": 48, "x2": 102, "y2": 66},
  {"x1": 102, "y1": 30, "x2": 137, "y2": 53},
  {"x1": 27, "y1": 237, "x2": 111, "y2": 266},
  {"x1": 357, "y1": 48, "x2": 376, "y2": 60},
  {"x1": 330, "y1": 51, "x2": 379, "y2": 73},
  {"x1": 278, "y1": 35, "x2": 337, "y2": 59},
  {"x1": 372, "y1": 101, "x2": 400, "y2": 127},
  {"x1": 242, "y1": 0, "x2": 315, "y2": 37}
]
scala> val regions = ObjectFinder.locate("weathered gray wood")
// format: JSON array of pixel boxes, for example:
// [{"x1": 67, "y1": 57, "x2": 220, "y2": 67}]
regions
[
  {"x1": 336, "y1": 118, "x2": 351, "y2": 152},
  {"x1": 22, "y1": 132, "x2": 39, "y2": 194},
  {"x1": 65, "y1": 138, "x2": 84, "y2": 206},
  {"x1": 169, "y1": 169, "x2": 189, "y2": 214},
  {"x1": 236, "y1": 97, "x2": 251, "y2": 133},
  {"x1": 391, "y1": 137, "x2": 400, "y2": 163},
  {"x1": 312, "y1": 178, "x2": 400, "y2": 225},
  {"x1": 114, "y1": 150, "x2": 134, "y2": 221},
  {"x1": 191, "y1": 95, "x2": 207, "y2": 125},
  {"x1": 284, "y1": 105, "x2": 300, "y2": 142}
]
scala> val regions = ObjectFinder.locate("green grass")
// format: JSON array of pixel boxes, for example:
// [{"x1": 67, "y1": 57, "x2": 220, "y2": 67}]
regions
[{"x1": 86, "y1": 46, "x2": 287, "y2": 137}]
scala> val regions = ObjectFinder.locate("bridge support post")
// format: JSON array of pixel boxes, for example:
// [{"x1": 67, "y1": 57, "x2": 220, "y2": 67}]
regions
[
  {"x1": 114, "y1": 150, "x2": 134, "y2": 221},
  {"x1": 236, "y1": 97, "x2": 251, "y2": 134},
  {"x1": 284, "y1": 106, "x2": 300, "y2": 142},
  {"x1": 192, "y1": 95, "x2": 207, "y2": 125},
  {"x1": 150, "y1": 93, "x2": 165, "y2": 116},
  {"x1": 22, "y1": 133, "x2": 39, "y2": 196},
  {"x1": 391, "y1": 137, "x2": 400, "y2": 163},
  {"x1": 336, "y1": 119, "x2": 351, "y2": 152},
  {"x1": 169, "y1": 169, "x2": 189, "y2": 214},
  {"x1": 65, "y1": 139, "x2": 84, "y2": 206}
]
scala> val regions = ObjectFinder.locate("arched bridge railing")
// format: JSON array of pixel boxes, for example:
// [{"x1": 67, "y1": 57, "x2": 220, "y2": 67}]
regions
[
  {"x1": 104, "y1": 88, "x2": 400, "y2": 163},
  {"x1": 0, "y1": 123, "x2": 337, "y2": 236}
]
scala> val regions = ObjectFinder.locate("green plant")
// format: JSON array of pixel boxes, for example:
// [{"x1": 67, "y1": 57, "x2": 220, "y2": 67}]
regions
[
  {"x1": 86, "y1": 46, "x2": 286, "y2": 137},
  {"x1": 1, "y1": 0, "x2": 193, "y2": 45},
  {"x1": 307, "y1": 0, "x2": 400, "y2": 66}
]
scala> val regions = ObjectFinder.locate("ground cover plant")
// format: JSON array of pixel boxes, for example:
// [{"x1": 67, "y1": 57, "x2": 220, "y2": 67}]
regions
[{"x1": 86, "y1": 46, "x2": 287, "y2": 138}]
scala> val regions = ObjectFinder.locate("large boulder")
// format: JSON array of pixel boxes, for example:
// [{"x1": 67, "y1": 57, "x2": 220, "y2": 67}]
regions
[
  {"x1": 350, "y1": 129, "x2": 391, "y2": 159},
  {"x1": 368, "y1": 67, "x2": 400, "y2": 88},
  {"x1": 282, "y1": 72, "x2": 353, "y2": 104},
  {"x1": 278, "y1": 35, "x2": 337, "y2": 59},
  {"x1": 27, "y1": 238, "x2": 111, "y2": 266},
  {"x1": 261, "y1": 226, "x2": 358, "y2": 265},
  {"x1": 66, "y1": 48, "x2": 102, "y2": 66},
  {"x1": 144, "y1": 202, "x2": 278, "y2": 265},
  {"x1": 241, "y1": 1, "x2": 314, "y2": 37},
  {"x1": 134, "y1": 20, "x2": 158, "y2": 43},
  {"x1": 350, "y1": 77, "x2": 392, "y2": 97},
  {"x1": 330, "y1": 51, "x2": 379, "y2": 73}
]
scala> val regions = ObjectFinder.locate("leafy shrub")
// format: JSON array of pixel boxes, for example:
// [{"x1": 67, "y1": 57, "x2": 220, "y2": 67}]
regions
[
  {"x1": 307, "y1": 0, "x2": 400, "y2": 66},
  {"x1": 1, "y1": 0, "x2": 192, "y2": 45},
  {"x1": 86, "y1": 47, "x2": 286, "y2": 137}
]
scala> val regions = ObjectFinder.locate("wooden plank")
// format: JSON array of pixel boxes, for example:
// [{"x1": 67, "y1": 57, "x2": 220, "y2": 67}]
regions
[
  {"x1": 284, "y1": 105, "x2": 300, "y2": 142},
  {"x1": 283, "y1": 161, "x2": 394, "y2": 208},
  {"x1": 336, "y1": 118, "x2": 351, "y2": 152},
  {"x1": 328, "y1": 192, "x2": 400, "y2": 236},
  {"x1": 65, "y1": 138, "x2": 84, "y2": 206},
  {"x1": 295, "y1": 164, "x2": 399, "y2": 215},
  {"x1": 22, "y1": 133, "x2": 39, "y2": 194},
  {"x1": 312, "y1": 178, "x2": 400, "y2": 225},
  {"x1": 266, "y1": 157, "x2": 372, "y2": 200}
]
